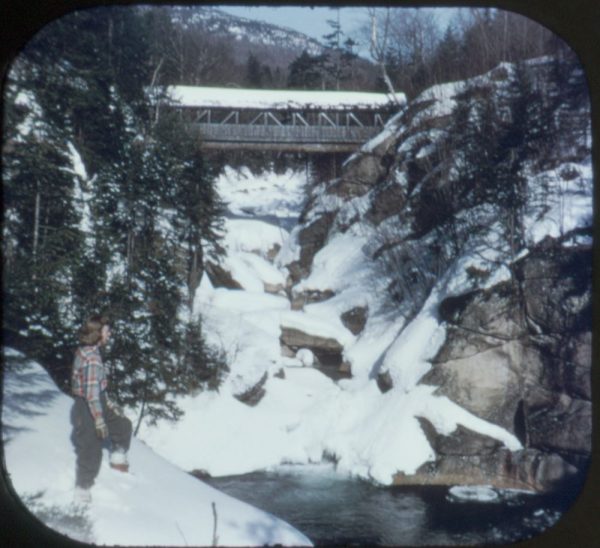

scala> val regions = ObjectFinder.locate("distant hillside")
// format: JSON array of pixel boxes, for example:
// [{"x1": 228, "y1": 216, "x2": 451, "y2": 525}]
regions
[
  {"x1": 167, "y1": 5, "x2": 378, "y2": 90},
  {"x1": 170, "y1": 6, "x2": 325, "y2": 68}
]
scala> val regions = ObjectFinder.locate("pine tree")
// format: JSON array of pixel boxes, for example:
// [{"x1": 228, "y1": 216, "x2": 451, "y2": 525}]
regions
[
  {"x1": 245, "y1": 53, "x2": 263, "y2": 88},
  {"x1": 432, "y1": 26, "x2": 463, "y2": 84},
  {"x1": 3, "y1": 6, "x2": 228, "y2": 420},
  {"x1": 287, "y1": 50, "x2": 327, "y2": 90}
]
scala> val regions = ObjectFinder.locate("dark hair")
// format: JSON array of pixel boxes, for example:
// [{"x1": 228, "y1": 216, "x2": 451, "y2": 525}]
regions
[{"x1": 79, "y1": 315, "x2": 110, "y2": 346}]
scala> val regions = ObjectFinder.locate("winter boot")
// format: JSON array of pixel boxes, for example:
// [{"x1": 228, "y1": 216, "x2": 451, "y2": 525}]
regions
[
  {"x1": 74, "y1": 486, "x2": 92, "y2": 505},
  {"x1": 109, "y1": 450, "x2": 129, "y2": 473}
]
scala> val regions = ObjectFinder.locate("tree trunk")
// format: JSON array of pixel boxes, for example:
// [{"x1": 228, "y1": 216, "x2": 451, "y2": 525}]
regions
[
  {"x1": 369, "y1": 8, "x2": 402, "y2": 104},
  {"x1": 187, "y1": 241, "x2": 203, "y2": 309},
  {"x1": 32, "y1": 188, "x2": 41, "y2": 293}
]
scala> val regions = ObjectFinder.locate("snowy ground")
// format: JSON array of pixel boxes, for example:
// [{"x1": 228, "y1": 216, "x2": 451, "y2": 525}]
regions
[{"x1": 2, "y1": 348, "x2": 312, "y2": 546}]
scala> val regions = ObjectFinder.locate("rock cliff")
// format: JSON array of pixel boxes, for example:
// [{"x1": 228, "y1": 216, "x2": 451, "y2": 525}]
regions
[{"x1": 277, "y1": 57, "x2": 592, "y2": 492}]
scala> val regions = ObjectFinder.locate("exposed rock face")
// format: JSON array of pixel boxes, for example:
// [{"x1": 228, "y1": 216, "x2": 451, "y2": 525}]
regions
[
  {"x1": 340, "y1": 306, "x2": 368, "y2": 335},
  {"x1": 517, "y1": 238, "x2": 592, "y2": 335},
  {"x1": 296, "y1": 211, "x2": 337, "y2": 276},
  {"x1": 365, "y1": 179, "x2": 406, "y2": 225},
  {"x1": 425, "y1": 282, "x2": 539, "y2": 431},
  {"x1": 393, "y1": 448, "x2": 580, "y2": 492},
  {"x1": 281, "y1": 59, "x2": 591, "y2": 493},
  {"x1": 327, "y1": 154, "x2": 385, "y2": 199},
  {"x1": 421, "y1": 240, "x2": 592, "y2": 491}
]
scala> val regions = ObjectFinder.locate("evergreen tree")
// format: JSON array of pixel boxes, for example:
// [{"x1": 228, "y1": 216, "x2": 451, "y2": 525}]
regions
[
  {"x1": 3, "y1": 54, "x2": 88, "y2": 388},
  {"x1": 245, "y1": 53, "x2": 263, "y2": 88},
  {"x1": 287, "y1": 50, "x2": 327, "y2": 90},
  {"x1": 431, "y1": 26, "x2": 463, "y2": 84},
  {"x1": 3, "y1": 6, "x2": 227, "y2": 421}
]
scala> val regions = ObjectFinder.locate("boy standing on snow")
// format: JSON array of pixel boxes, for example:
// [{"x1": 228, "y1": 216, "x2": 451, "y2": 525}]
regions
[{"x1": 70, "y1": 315, "x2": 132, "y2": 503}]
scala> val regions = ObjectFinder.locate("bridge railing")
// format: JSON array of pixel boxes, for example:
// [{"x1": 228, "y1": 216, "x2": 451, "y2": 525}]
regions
[{"x1": 188, "y1": 123, "x2": 380, "y2": 144}]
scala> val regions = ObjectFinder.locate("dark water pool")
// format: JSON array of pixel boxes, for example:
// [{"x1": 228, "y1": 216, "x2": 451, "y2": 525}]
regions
[{"x1": 204, "y1": 465, "x2": 577, "y2": 546}]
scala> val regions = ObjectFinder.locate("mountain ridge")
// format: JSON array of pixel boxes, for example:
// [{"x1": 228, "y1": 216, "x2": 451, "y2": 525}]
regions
[{"x1": 169, "y1": 5, "x2": 326, "y2": 67}]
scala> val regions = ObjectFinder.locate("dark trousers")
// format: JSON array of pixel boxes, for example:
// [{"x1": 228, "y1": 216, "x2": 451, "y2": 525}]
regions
[{"x1": 70, "y1": 392, "x2": 132, "y2": 488}]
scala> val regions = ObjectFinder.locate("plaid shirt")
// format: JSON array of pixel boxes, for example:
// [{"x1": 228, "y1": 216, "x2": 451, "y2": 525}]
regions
[{"x1": 72, "y1": 345, "x2": 108, "y2": 421}]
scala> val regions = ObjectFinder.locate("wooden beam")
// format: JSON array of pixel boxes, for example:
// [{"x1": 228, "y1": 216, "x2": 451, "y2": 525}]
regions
[
  {"x1": 265, "y1": 112, "x2": 283, "y2": 127},
  {"x1": 318, "y1": 112, "x2": 337, "y2": 127},
  {"x1": 221, "y1": 111, "x2": 239, "y2": 124}
]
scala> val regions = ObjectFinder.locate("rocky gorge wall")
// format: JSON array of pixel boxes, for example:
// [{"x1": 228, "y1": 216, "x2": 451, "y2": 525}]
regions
[
  {"x1": 409, "y1": 238, "x2": 592, "y2": 492},
  {"x1": 276, "y1": 59, "x2": 592, "y2": 493}
]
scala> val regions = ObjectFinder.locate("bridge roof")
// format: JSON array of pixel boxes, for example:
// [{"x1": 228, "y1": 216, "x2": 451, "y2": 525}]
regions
[{"x1": 164, "y1": 86, "x2": 405, "y2": 111}]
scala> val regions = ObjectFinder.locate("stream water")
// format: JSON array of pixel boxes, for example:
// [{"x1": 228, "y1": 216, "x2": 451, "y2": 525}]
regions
[{"x1": 204, "y1": 464, "x2": 576, "y2": 546}]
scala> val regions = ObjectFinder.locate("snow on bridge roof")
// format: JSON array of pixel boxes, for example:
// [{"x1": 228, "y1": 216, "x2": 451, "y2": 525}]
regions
[{"x1": 165, "y1": 85, "x2": 405, "y2": 110}]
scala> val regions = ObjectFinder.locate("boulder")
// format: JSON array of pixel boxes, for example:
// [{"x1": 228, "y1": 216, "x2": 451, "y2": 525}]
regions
[
  {"x1": 291, "y1": 289, "x2": 335, "y2": 311},
  {"x1": 280, "y1": 344, "x2": 296, "y2": 358},
  {"x1": 417, "y1": 418, "x2": 503, "y2": 456},
  {"x1": 376, "y1": 370, "x2": 393, "y2": 393},
  {"x1": 274, "y1": 368, "x2": 286, "y2": 379},
  {"x1": 266, "y1": 243, "x2": 281, "y2": 262},
  {"x1": 263, "y1": 281, "x2": 285, "y2": 295},
  {"x1": 234, "y1": 372, "x2": 268, "y2": 407},
  {"x1": 280, "y1": 327, "x2": 343, "y2": 367},
  {"x1": 340, "y1": 306, "x2": 368, "y2": 335}
]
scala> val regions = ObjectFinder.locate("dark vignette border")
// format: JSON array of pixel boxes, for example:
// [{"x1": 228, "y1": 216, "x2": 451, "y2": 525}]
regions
[{"x1": 1, "y1": 1, "x2": 598, "y2": 547}]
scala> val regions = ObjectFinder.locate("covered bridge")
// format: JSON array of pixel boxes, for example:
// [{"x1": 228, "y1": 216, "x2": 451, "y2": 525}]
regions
[{"x1": 160, "y1": 86, "x2": 405, "y2": 152}]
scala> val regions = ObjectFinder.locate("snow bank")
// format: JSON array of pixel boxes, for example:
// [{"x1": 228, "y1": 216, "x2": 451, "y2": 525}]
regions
[
  {"x1": 223, "y1": 251, "x2": 286, "y2": 291},
  {"x1": 141, "y1": 364, "x2": 520, "y2": 487},
  {"x1": 222, "y1": 218, "x2": 288, "y2": 257},
  {"x1": 2, "y1": 348, "x2": 312, "y2": 546},
  {"x1": 295, "y1": 231, "x2": 371, "y2": 293}
]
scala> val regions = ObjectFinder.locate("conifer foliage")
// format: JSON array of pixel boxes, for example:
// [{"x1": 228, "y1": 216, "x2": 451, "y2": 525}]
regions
[{"x1": 3, "y1": 7, "x2": 226, "y2": 425}]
